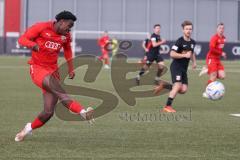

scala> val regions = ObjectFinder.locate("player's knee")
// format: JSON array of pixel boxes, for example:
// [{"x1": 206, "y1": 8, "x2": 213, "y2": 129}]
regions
[
  {"x1": 172, "y1": 84, "x2": 182, "y2": 92},
  {"x1": 179, "y1": 88, "x2": 187, "y2": 94},
  {"x1": 158, "y1": 63, "x2": 165, "y2": 69},
  {"x1": 178, "y1": 85, "x2": 188, "y2": 94},
  {"x1": 39, "y1": 111, "x2": 54, "y2": 122},
  {"x1": 45, "y1": 110, "x2": 54, "y2": 117},
  {"x1": 158, "y1": 65, "x2": 164, "y2": 70}
]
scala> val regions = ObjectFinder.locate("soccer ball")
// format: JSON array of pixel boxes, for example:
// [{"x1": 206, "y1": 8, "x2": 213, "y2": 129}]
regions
[{"x1": 205, "y1": 81, "x2": 225, "y2": 100}]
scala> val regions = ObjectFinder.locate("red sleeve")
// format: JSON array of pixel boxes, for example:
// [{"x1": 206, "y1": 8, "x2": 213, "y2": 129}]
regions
[
  {"x1": 18, "y1": 23, "x2": 44, "y2": 49},
  {"x1": 63, "y1": 39, "x2": 74, "y2": 74},
  {"x1": 209, "y1": 36, "x2": 222, "y2": 56}
]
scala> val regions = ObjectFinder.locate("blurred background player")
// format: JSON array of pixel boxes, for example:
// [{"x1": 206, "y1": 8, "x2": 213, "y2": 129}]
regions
[
  {"x1": 156, "y1": 20, "x2": 196, "y2": 112},
  {"x1": 136, "y1": 24, "x2": 166, "y2": 85},
  {"x1": 138, "y1": 33, "x2": 151, "y2": 66},
  {"x1": 15, "y1": 11, "x2": 94, "y2": 142},
  {"x1": 111, "y1": 36, "x2": 119, "y2": 57},
  {"x1": 98, "y1": 31, "x2": 110, "y2": 69},
  {"x1": 200, "y1": 23, "x2": 227, "y2": 98}
]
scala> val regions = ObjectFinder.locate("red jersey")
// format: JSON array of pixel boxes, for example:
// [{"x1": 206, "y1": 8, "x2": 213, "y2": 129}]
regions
[
  {"x1": 18, "y1": 21, "x2": 73, "y2": 72},
  {"x1": 207, "y1": 34, "x2": 226, "y2": 60},
  {"x1": 98, "y1": 35, "x2": 109, "y2": 48}
]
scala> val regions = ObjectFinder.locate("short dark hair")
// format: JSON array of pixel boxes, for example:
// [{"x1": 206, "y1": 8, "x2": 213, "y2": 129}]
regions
[
  {"x1": 55, "y1": 10, "x2": 77, "y2": 22},
  {"x1": 154, "y1": 24, "x2": 161, "y2": 28},
  {"x1": 181, "y1": 20, "x2": 193, "y2": 29},
  {"x1": 217, "y1": 22, "x2": 224, "y2": 27}
]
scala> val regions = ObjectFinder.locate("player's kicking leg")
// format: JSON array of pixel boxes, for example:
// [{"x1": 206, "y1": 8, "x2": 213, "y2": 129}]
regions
[
  {"x1": 15, "y1": 92, "x2": 58, "y2": 142},
  {"x1": 15, "y1": 73, "x2": 94, "y2": 142},
  {"x1": 41, "y1": 74, "x2": 95, "y2": 121}
]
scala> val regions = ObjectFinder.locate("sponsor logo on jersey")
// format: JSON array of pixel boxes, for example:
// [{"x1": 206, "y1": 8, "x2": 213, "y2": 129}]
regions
[{"x1": 45, "y1": 41, "x2": 61, "y2": 50}]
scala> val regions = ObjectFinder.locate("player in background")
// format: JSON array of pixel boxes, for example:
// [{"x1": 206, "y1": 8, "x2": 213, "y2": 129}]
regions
[
  {"x1": 15, "y1": 11, "x2": 94, "y2": 142},
  {"x1": 111, "y1": 36, "x2": 119, "y2": 57},
  {"x1": 199, "y1": 23, "x2": 227, "y2": 98},
  {"x1": 98, "y1": 31, "x2": 110, "y2": 69},
  {"x1": 136, "y1": 24, "x2": 166, "y2": 85},
  {"x1": 138, "y1": 33, "x2": 151, "y2": 66},
  {"x1": 155, "y1": 20, "x2": 197, "y2": 112}
]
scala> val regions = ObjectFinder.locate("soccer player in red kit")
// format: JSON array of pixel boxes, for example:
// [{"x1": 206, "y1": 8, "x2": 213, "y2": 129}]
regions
[
  {"x1": 15, "y1": 11, "x2": 94, "y2": 142},
  {"x1": 200, "y1": 23, "x2": 227, "y2": 98},
  {"x1": 98, "y1": 31, "x2": 110, "y2": 69}
]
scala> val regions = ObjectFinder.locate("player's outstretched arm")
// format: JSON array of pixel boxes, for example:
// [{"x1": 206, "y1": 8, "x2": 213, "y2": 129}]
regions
[{"x1": 18, "y1": 23, "x2": 43, "y2": 50}]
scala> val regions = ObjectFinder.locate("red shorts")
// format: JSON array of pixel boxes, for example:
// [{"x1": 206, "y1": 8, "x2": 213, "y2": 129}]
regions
[
  {"x1": 206, "y1": 58, "x2": 224, "y2": 74},
  {"x1": 29, "y1": 64, "x2": 59, "y2": 93}
]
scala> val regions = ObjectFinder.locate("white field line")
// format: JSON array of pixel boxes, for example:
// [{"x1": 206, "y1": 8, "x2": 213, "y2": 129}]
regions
[{"x1": 229, "y1": 114, "x2": 240, "y2": 117}]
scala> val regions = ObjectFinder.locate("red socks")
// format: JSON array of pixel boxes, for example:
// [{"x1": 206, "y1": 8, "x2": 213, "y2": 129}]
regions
[
  {"x1": 68, "y1": 101, "x2": 84, "y2": 113},
  {"x1": 31, "y1": 117, "x2": 44, "y2": 130},
  {"x1": 31, "y1": 101, "x2": 84, "y2": 130}
]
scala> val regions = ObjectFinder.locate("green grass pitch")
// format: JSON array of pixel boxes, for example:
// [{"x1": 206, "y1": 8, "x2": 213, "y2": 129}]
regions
[{"x1": 0, "y1": 56, "x2": 239, "y2": 160}]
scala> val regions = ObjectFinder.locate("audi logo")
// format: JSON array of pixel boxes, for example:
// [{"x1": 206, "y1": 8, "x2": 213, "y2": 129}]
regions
[
  {"x1": 232, "y1": 46, "x2": 240, "y2": 56},
  {"x1": 160, "y1": 45, "x2": 170, "y2": 54},
  {"x1": 45, "y1": 41, "x2": 61, "y2": 50}
]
